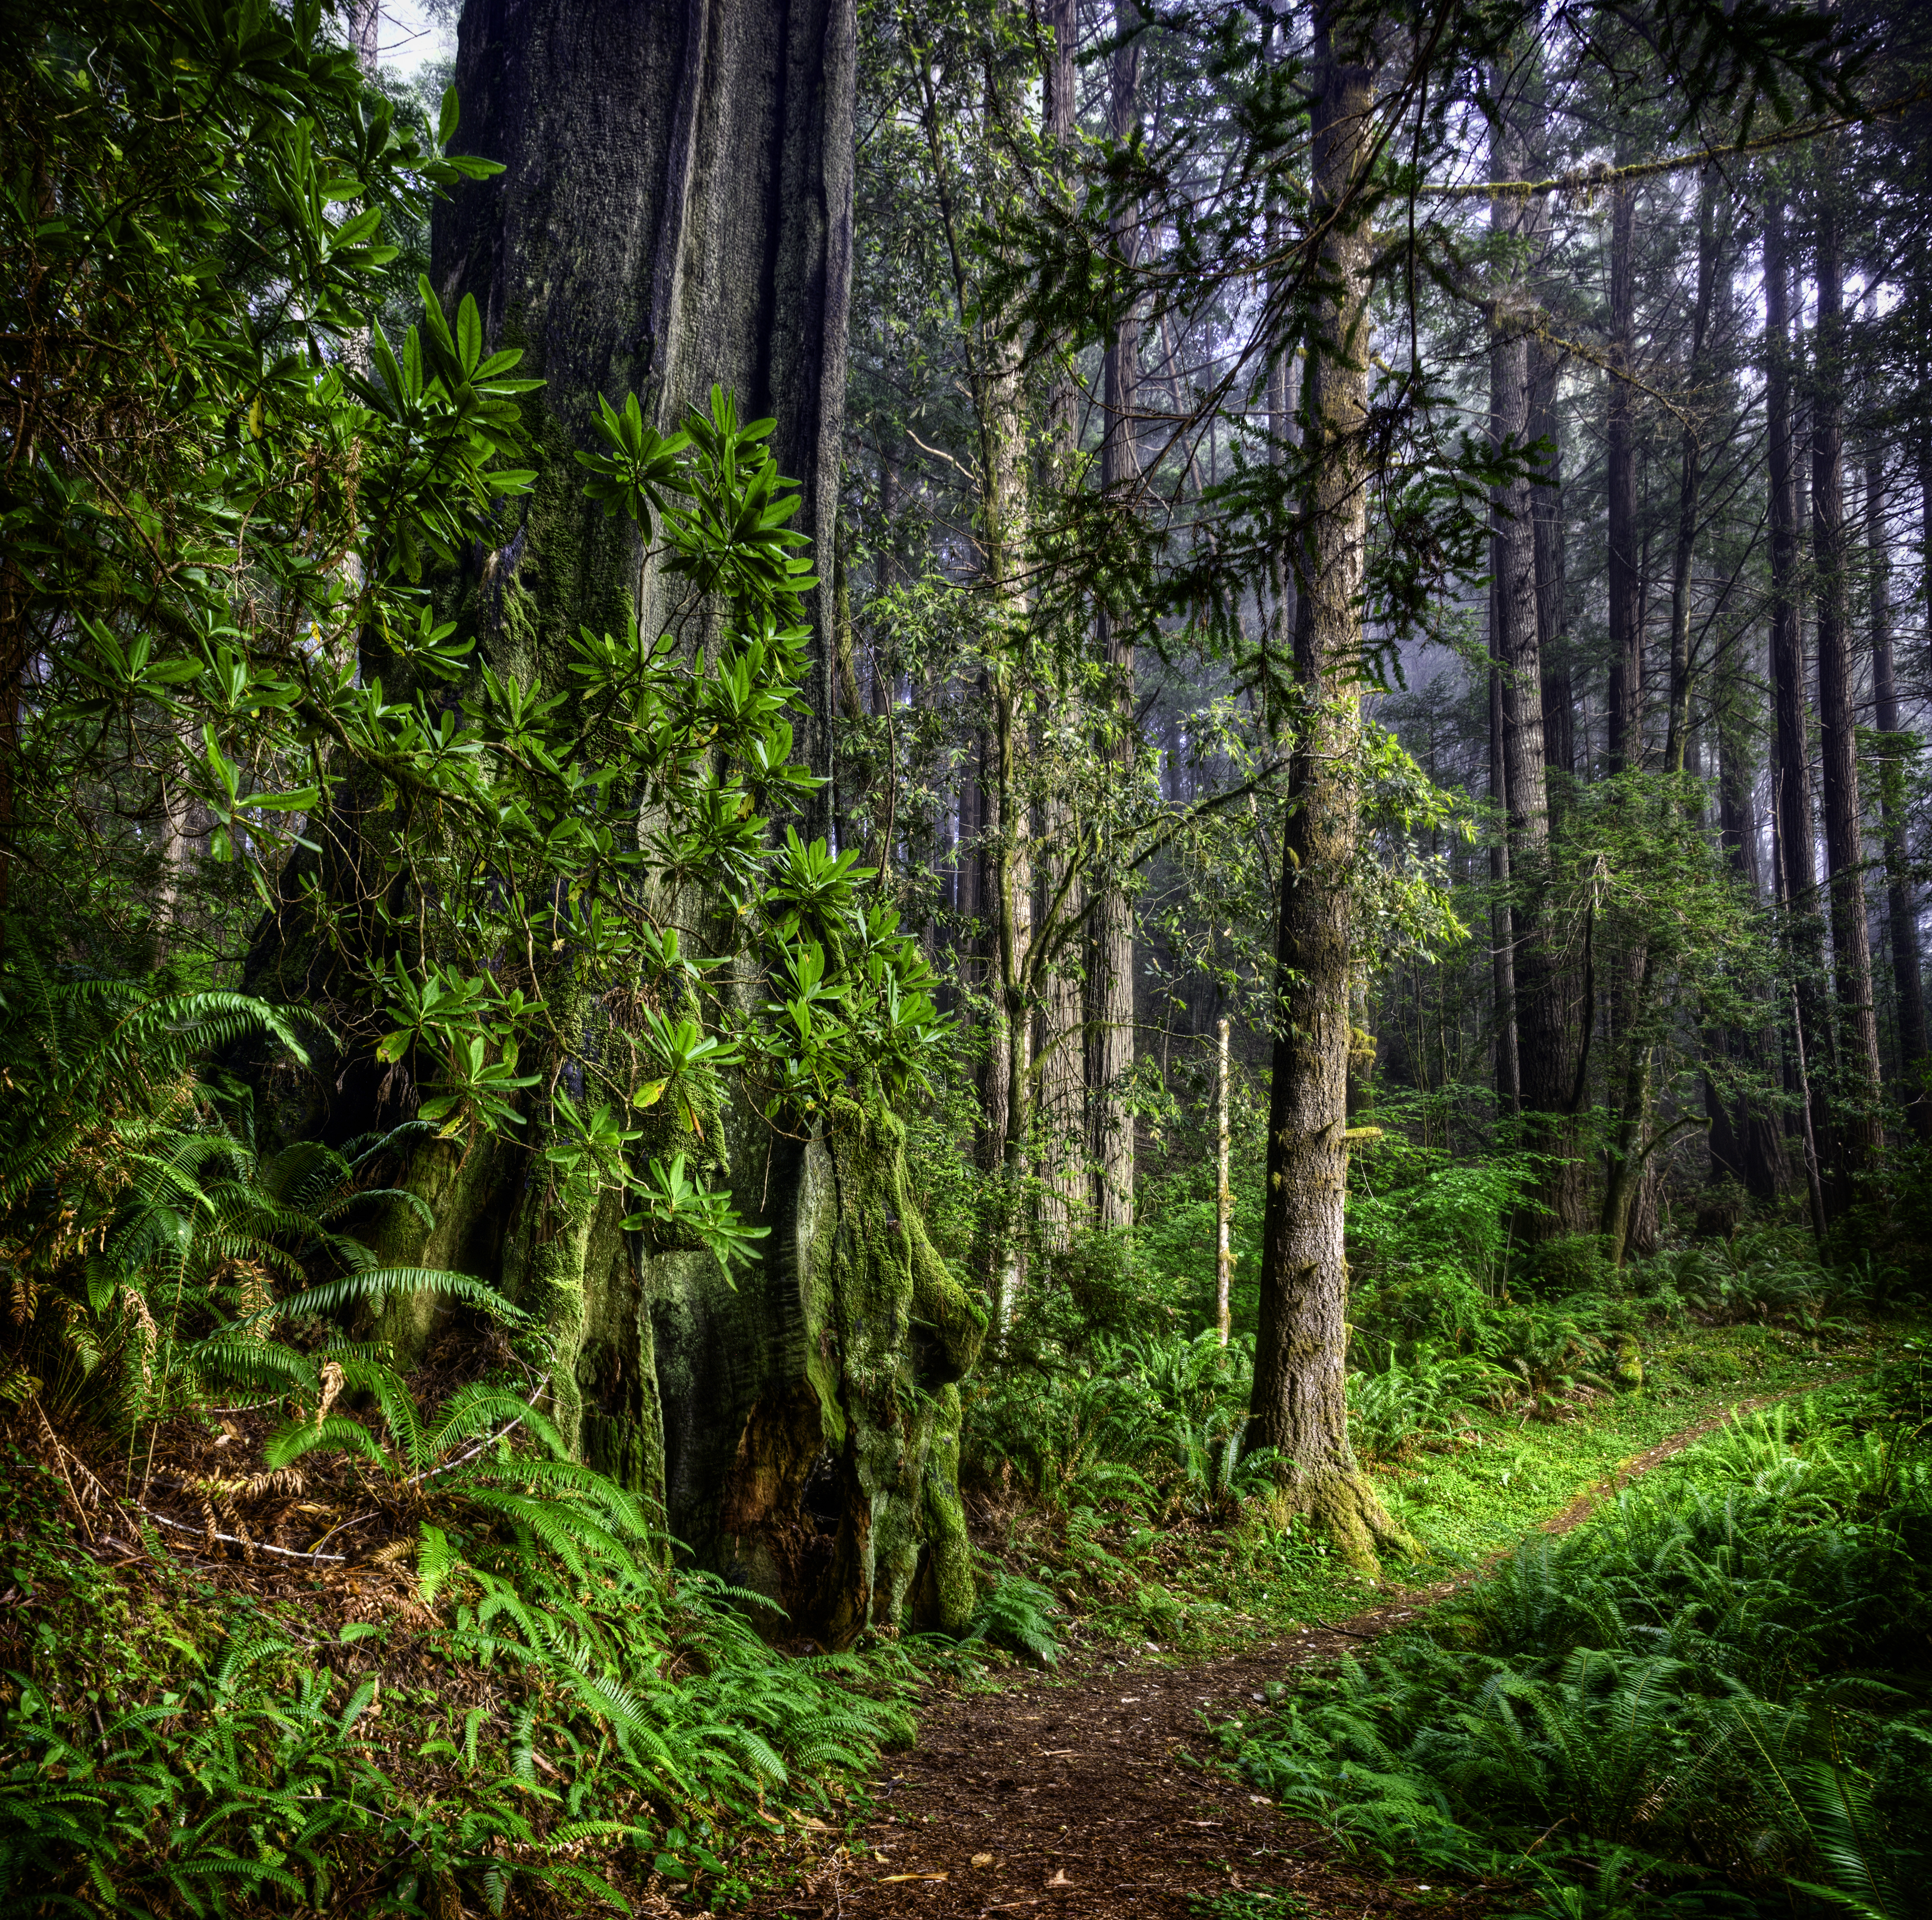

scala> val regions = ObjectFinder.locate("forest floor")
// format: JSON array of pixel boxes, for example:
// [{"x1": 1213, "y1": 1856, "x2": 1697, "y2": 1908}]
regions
[{"x1": 717, "y1": 1358, "x2": 1876, "y2": 1920}]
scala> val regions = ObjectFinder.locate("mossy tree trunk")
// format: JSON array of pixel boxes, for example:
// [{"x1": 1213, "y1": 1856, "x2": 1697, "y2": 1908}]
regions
[
  {"x1": 297, "y1": 0, "x2": 984, "y2": 1644},
  {"x1": 1244, "y1": 0, "x2": 1408, "y2": 1576},
  {"x1": 1088, "y1": 2, "x2": 1142, "y2": 1240}
]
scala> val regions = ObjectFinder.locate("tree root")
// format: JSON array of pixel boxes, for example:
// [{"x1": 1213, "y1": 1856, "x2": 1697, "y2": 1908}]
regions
[{"x1": 1265, "y1": 1461, "x2": 1415, "y2": 1574}]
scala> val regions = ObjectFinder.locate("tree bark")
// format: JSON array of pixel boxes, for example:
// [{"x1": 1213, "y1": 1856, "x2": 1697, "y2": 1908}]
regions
[
  {"x1": 1246, "y1": 2, "x2": 1407, "y2": 1572},
  {"x1": 402, "y1": 0, "x2": 984, "y2": 1645},
  {"x1": 1708, "y1": 625, "x2": 1792, "y2": 1201},
  {"x1": 1215, "y1": 1015, "x2": 1232, "y2": 1345},
  {"x1": 1090, "y1": 0, "x2": 1143, "y2": 1235},
  {"x1": 345, "y1": 0, "x2": 380, "y2": 72},
  {"x1": 1765, "y1": 189, "x2": 1830, "y2": 1240},
  {"x1": 1663, "y1": 168, "x2": 1721, "y2": 777},
  {"x1": 1037, "y1": 0, "x2": 1086, "y2": 1247},
  {"x1": 1530, "y1": 339, "x2": 1574, "y2": 785},
  {"x1": 1867, "y1": 441, "x2": 1929, "y2": 1138},
  {"x1": 1489, "y1": 55, "x2": 1584, "y2": 1235},
  {"x1": 1488, "y1": 647, "x2": 1520, "y2": 1110},
  {"x1": 1810, "y1": 178, "x2": 1884, "y2": 1194},
  {"x1": 1605, "y1": 168, "x2": 1641, "y2": 773},
  {"x1": 437, "y1": 0, "x2": 852, "y2": 825}
]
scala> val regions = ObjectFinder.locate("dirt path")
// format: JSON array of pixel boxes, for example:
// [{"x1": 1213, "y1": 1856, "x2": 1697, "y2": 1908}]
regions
[
  {"x1": 763, "y1": 1613, "x2": 1428, "y2": 1920},
  {"x1": 741, "y1": 1379, "x2": 1848, "y2": 1919}
]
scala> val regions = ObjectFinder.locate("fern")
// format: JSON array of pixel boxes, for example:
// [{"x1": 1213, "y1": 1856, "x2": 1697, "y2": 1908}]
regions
[
  {"x1": 1787, "y1": 1761, "x2": 1907, "y2": 1920},
  {"x1": 1221, "y1": 1378, "x2": 1932, "y2": 1917},
  {"x1": 966, "y1": 1573, "x2": 1062, "y2": 1666}
]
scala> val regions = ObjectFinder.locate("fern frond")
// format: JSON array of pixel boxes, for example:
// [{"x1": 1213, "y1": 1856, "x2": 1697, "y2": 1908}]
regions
[
  {"x1": 185, "y1": 1334, "x2": 319, "y2": 1397},
  {"x1": 424, "y1": 1383, "x2": 567, "y2": 1463},
  {"x1": 415, "y1": 1522, "x2": 467, "y2": 1607},
  {"x1": 262, "y1": 1414, "x2": 393, "y2": 1474},
  {"x1": 276, "y1": 1268, "x2": 527, "y2": 1327}
]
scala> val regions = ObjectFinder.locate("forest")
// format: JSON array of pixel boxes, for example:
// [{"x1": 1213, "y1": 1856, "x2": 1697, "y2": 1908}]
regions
[{"x1": 2, "y1": 0, "x2": 1930, "y2": 1913}]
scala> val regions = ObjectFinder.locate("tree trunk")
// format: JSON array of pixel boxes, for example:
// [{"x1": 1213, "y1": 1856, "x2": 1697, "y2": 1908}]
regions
[
  {"x1": 1709, "y1": 626, "x2": 1793, "y2": 1201},
  {"x1": 1489, "y1": 58, "x2": 1584, "y2": 1236},
  {"x1": 438, "y1": 0, "x2": 849, "y2": 810},
  {"x1": 1037, "y1": 0, "x2": 1086, "y2": 1247},
  {"x1": 1530, "y1": 339, "x2": 1574, "y2": 785},
  {"x1": 1811, "y1": 185, "x2": 1884, "y2": 1198},
  {"x1": 1090, "y1": 0, "x2": 1143, "y2": 1235},
  {"x1": 1867, "y1": 441, "x2": 1929, "y2": 1138},
  {"x1": 344, "y1": 0, "x2": 380, "y2": 72},
  {"x1": 1605, "y1": 168, "x2": 1641, "y2": 773},
  {"x1": 346, "y1": 0, "x2": 985, "y2": 1646},
  {"x1": 1489, "y1": 649, "x2": 1520, "y2": 1110},
  {"x1": 1766, "y1": 190, "x2": 1831, "y2": 1241},
  {"x1": 1663, "y1": 168, "x2": 1721, "y2": 777},
  {"x1": 1246, "y1": 2, "x2": 1408, "y2": 1572},
  {"x1": 1215, "y1": 1015, "x2": 1232, "y2": 1345}
]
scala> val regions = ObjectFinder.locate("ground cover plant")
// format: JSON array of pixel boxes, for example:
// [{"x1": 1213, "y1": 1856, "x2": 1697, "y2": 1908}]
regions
[
  {"x1": 944, "y1": 1109, "x2": 1884, "y2": 1665},
  {"x1": 0, "y1": 974, "x2": 925, "y2": 1914},
  {"x1": 1217, "y1": 1360, "x2": 1932, "y2": 1920}
]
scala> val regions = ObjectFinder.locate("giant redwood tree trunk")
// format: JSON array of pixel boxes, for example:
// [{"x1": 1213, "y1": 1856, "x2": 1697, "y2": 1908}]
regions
[
  {"x1": 388, "y1": 0, "x2": 986, "y2": 1644},
  {"x1": 436, "y1": 0, "x2": 851, "y2": 749},
  {"x1": 1245, "y1": 0, "x2": 1408, "y2": 1573}
]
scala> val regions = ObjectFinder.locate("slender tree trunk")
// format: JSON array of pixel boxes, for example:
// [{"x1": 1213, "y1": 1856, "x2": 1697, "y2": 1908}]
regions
[
  {"x1": 1489, "y1": 55, "x2": 1583, "y2": 1233},
  {"x1": 1597, "y1": 160, "x2": 1651, "y2": 1240},
  {"x1": 1867, "y1": 441, "x2": 1930, "y2": 1138},
  {"x1": 1489, "y1": 649, "x2": 1520, "y2": 1109},
  {"x1": 985, "y1": 438, "x2": 1033, "y2": 1324},
  {"x1": 1922, "y1": 406, "x2": 1932, "y2": 682},
  {"x1": 1486, "y1": 89, "x2": 1528, "y2": 1126},
  {"x1": 1710, "y1": 626, "x2": 1793, "y2": 1199},
  {"x1": 832, "y1": 517, "x2": 863, "y2": 853},
  {"x1": 1246, "y1": 3, "x2": 1407, "y2": 1570},
  {"x1": 1664, "y1": 168, "x2": 1721, "y2": 777},
  {"x1": 1599, "y1": 937, "x2": 1661, "y2": 1264},
  {"x1": 1215, "y1": 1015, "x2": 1233, "y2": 1345},
  {"x1": 1037, "y1": 0, "x2": 1086, "y2": 1246},
  {"x1": 1811, "y1": 181, "x2": 1884, "y2": 1194},
  {"x1": 1090, "y1": 0, "x2": 1142, "y2": 1234},
  {"x1": 1530, "y1": 339, "x2": 1574, "y2": 785},
  {"x1": 1766, "y1": 191, "x2": 1831, "y2": 1238},
  {"x1": 1605, "y1": 169, "x2": 1641, "y2": 773}
]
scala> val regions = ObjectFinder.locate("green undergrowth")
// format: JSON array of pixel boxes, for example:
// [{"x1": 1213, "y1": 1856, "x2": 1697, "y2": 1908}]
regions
[
  {"x1": 0, "y1": 1437, "x2": 934, "y2": 1916},
  {"x1": 956, "y1": 1301, "x2": 1895, "y2": 1668},
  {"x1": 947, "y1": 1124, "x2": 1916, "y2": 1669},
  {"x1": 1214, "y1": 1356, "x2": 1932, "y2": 1920}
]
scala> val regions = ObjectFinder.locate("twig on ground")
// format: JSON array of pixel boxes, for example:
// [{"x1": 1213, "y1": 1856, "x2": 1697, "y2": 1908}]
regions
[{"x1": 143, "y1": 1508, "x2": 347, "y2": 1563}]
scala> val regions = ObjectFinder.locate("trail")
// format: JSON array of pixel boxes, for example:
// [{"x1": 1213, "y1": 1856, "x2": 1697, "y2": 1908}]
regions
[{"x1": 743, "y1": 1380, "x2": 1842, "y2": 1920}]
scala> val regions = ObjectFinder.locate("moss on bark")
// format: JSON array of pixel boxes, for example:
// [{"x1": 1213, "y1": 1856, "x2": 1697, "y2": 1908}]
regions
[
  {"x1": 699, "y1": 1099, "x2": 983, "y2": 1641},
  {"x1": 1262, "y1": 1462, "x2": 1414, "y2": 1575}
]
